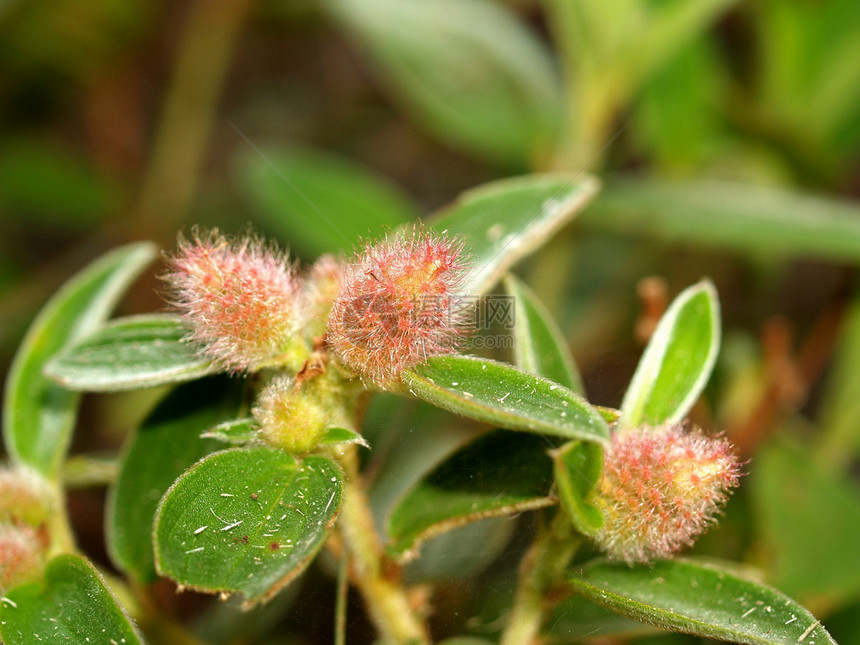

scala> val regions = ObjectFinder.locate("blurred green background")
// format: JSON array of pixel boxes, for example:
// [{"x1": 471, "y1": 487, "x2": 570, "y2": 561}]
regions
[{"x1": 1, "y1": 0, "x2": 860, "y2": 643}]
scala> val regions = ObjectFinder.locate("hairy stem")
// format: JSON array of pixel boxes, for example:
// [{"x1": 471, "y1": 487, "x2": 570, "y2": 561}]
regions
[
  {"x1": 337, "y1": 445, "x2": 429, "y2": 644},
  {"x1": 501, "y1": 512, "x2": 581, "y2": 645}
]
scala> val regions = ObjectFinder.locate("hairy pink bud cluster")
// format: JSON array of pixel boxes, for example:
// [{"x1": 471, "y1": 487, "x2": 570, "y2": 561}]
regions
[
  {"x1": 302, "y1": 255, "x2": 345, "y2": 341},
  {"x1": 326, "y1": 226, "x2": 469, "y2": 387},
  {"x1": 163, "y1": 230, "x2": 300, "y2": 372},
  {"x1": 0, "y1": 468, "x2": 51, "y2": 591},
  {"x1": 591, "y1": 424, "x2": 741, "y2": 563},
  {"x1": 0, "y1": 467, "x2": 52, "y2": 528},
  {"x1": 0, "y1": 525, "x2": 45, "y2": 592}
]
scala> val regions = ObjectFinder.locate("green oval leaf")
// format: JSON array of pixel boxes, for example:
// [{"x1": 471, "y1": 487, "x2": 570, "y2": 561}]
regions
[
  {"x1": 235, "y1": 145, "x2": 419, "y2": 256},
  {"x1": 154, "y1": 447, "x2": 343, "y2": 606},
  {"x1": 387, "y1": 430, "x2": 556, "y2": 559},
  {"x1": 402, "y1": 356, "x2": 609, "y2": 444},
  {"x1": 504, "y1": 274, "x2": 583, "y2": 393},
  {"x1": 0, "y1": 554, "x2": 143, "y2": 645},
  {"x1": 45, "y1": 314, "x2": 217, "y2": 391},
  {"x1": 569, "y1": 558, "x2": 836, "y2": 644},
  {"x1": 584, "y1": 178, "x2": 860, "y2": 263},
  {"x1": 432, "y1": 174, "x2": 601, "y2": 295},
  {"x1": 620, "y1": 280, "x2": 720, "y2": 428},
  {"x1": 551, "y1": 440, "x2": 604, "y2": 536},
  {"x1": 201, "y1": 417, "x2": 258, "y2": 445},
  {"x1": 751, "y1": 436, "x2": 860, "y2": 605},
  {"x1": 327, "y1": 0, "x2": 562, "y2": 166},
  {"x1": 318, "y1": 426, "x2": 369, "y2": 448},
  {"x1": 108, "y1": 377, "x2": 245, "y2": 583},
  {"x1": 3, "y1": 242, "x2": 156, "y2": 478}
]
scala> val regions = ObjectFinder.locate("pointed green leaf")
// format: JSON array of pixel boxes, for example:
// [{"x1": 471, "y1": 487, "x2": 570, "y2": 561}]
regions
[
  {"x1": 387, "y1": 430, "x2": 556, "y2": 558},
  {"x1": 3, "y1": 242, "x2": 156, "y2": 477},
  {"x1": 402, "y1": 356, "x2": 609, "y2": 444},
  {"x1": 235, "y1": 145, "x2": 419, "y2": 256},
  {"x1": 154, "y1": 447, "x2": 342, "y2": 606},
  {"x1": 584, "y1": 178, "x2": 860, "y2": 263},
  {"x1": 551, "y1": 440, "x2": 604, "y2": 536},
  {"x1": 504, "y1": 274, "x2": 582, "y2": 393},
  {"x1": 318, "y1": 426, "x2": 369, "y2": 448},
  {"x1": 45, "y1": 314, "x2": 217, "y2": 391},
  {"x1": 432, "y1": 174, "x2": 600, "y2": 295},
  {"x1": 569, "y1": 558, "x2": 836, "y2": 644},
  {"x1": 0, "y1": 554, "x2": 143, "y2": 645},
  {"x1": 201, "y1": 417, "x2": 258, "y2": 445},
  {"x1": 327, "y1": 0, "x2": 562, "y2": 166},
  {"x1": 620, "y1": 280, "x2": 720, "y2": 428},
  {"x1": 108, "y1": 377, "x2": 245, "y2": 583},
  {"x1": 499, "y1": 277, "x2": 603, "y2": 537}
]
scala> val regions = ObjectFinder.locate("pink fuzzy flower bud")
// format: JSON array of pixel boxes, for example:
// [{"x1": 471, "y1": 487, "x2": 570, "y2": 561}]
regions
[
  {"x1": 0, "y1": 467, "x2": 52, "y2": 529},
  {"x1": 326, "y1": 225, "x2": 469, "y2": 387},
  {"x1": 163, "y1": 230, "x2": 300, "y2": 372},
  {"x1": 0, "y1": 525, "x2": 46, "y2": 592},
  {"x1": 302, "y1": 255, "x2": 346, "y2": 341},
  {"x1": 591, "y1": 424, "x2": 741, "y2": 564}
]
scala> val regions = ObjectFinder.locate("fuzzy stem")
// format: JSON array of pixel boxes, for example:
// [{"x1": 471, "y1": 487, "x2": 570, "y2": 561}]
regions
[
  {"x1": 501, "y1": 512, "x2": 581, "y2": 645},
  {"x1": 336, "y1": 445, "x2": 429, "y2": 644}
]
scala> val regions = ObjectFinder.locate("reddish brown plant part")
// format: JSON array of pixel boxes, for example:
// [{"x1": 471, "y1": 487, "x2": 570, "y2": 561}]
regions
[
  {"x1": 163, "y1": 230, "x2": 300, "y2": 372},
  {"x1": 326, "y1": 225, "x2": 470, "y2": 387},
  {"x1": 591, "y1": 423, "x2": 742, "y2": 564}
]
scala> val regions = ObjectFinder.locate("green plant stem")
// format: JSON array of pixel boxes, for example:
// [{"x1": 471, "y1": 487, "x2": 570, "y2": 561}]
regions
[
  {"x1": 335, "y1": 546, "x2": 348, "y2": 645},
  {"x1": 501, "y1": 512, "x2": 582, "y2": 645},
  {"x1": 336, "y1": 445, "x2": 430, "y2": 644},
  {"x1": 131, "y1": 0, "x2": 256, "y2": 242},
  {"x1": 62, "y1": 454, "x2": 119, "y2": 489}
]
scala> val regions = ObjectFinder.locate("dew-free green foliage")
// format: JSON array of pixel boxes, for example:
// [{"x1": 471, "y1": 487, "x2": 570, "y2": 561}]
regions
[
  {"x1": 0, "y1": 555, "x2": 144, "y2": 645},
  {"x1": 237, "y1": 146, "x2": 419, "y2": 256},
  {"x1": 326, "y1": 0, "x2": 562, "y2": 166},
  {"x1": 751, "y1": 437, "x2": 860, "y2": 606},
  {"x1": 584, "y1": 179, "x2": 860, "y2": 262}
]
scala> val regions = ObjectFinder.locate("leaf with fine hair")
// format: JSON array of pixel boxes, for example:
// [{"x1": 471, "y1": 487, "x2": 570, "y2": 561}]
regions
[
  {"x1": 45, "y1": 314, "x2": 217, "y2": 391},
  {"x1": 0, "y1": 554, "x2": 144, "y2": 645},
  {"x1": 569, "y1": 558, "x2": 836, "y2": 644},
  {"x1": 620, "y1": 280, "x2": 720, "y2": 428},
  {"x1": 154, "y1": 447, "x2": 342, "y2": 606},
  {"x1": 402, "y1": 355, "x2": 609, "y2": 444},
  {"x1": 3, "y1": 242, "x2": 156, "y2": 478},
  {"x1": 432, "y1": 173, "x2": 600, "y2": 295}
]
